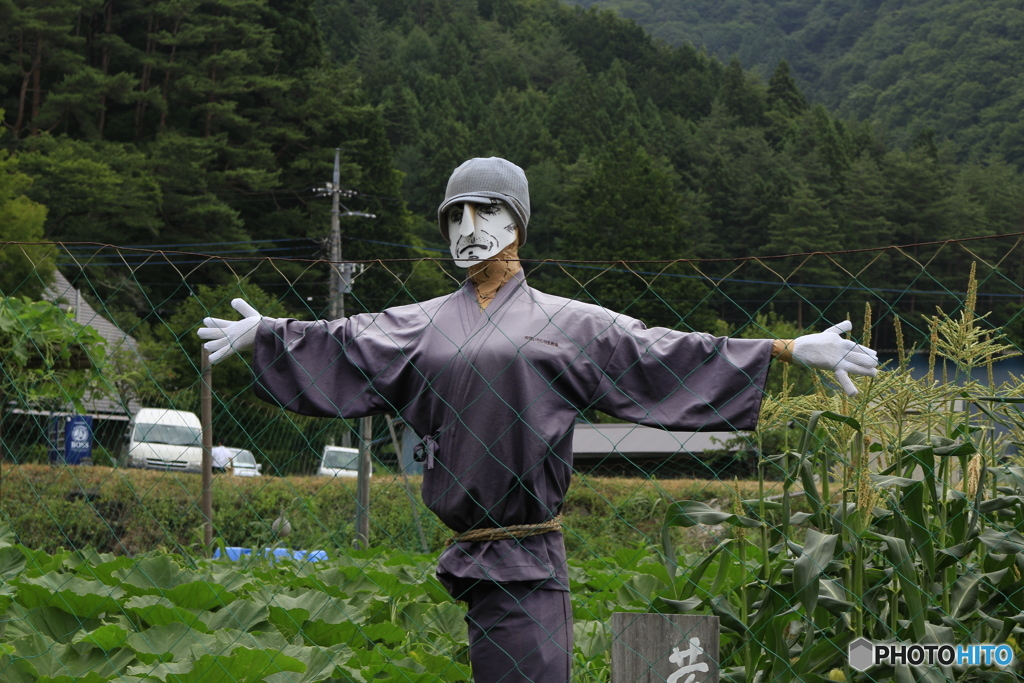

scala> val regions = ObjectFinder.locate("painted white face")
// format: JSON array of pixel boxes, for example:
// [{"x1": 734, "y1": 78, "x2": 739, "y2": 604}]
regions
[{"x1": 447, "y1": 201, "x2": 518, "y2": 268}]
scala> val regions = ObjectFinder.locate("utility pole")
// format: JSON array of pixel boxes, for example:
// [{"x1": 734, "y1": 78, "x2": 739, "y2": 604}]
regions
[
  {"x1": 325, "y1": 148, "x2": 375, "y2": 320},
  {"x1": 321, "y1": 149, "x2": 377, "y2": 532},
  {"x1": 329, "y1": 148, "x2": 345, "y2": 321}
]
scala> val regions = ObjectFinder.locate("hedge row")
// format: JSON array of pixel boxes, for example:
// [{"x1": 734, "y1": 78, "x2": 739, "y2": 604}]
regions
[{"x1": 0, "y1": 464, "x2": 786, "y2": 559}]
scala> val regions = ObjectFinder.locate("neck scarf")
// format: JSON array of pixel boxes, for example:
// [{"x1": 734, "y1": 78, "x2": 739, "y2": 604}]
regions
[{"x1": 468, "y1": 242, "x2": 522, "y2": 310}]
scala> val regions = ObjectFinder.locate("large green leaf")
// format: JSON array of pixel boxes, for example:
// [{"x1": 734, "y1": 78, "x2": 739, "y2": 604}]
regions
[
  {"x1": 978, "y1": 529, "x2": 1024, "y2": 555},
  {"x1": 868, "y1": 533, "x2": 927, "y2": 642},
  {"x1": 112, "y1": 557, "x2": 235, "y2": 609},
  {"x1": 9, "y1": 632, "x2": 136, "y2": 680},
  {"x1": 655, "y1": 595, "x2": 703, "y2": 612},
  {"x1": 663, "y1": 524, "x2": 726, "y2": 586},
  {"x1": 615, "y1": 573, "x2": 667, "y2": 608},
  {"x1": 1, "y1": 602, "x2": 100, "y2": 643},
  {"x1": 793, "y1": 530, "x2": 839, "y2": 617},
  {"x1": 0, "y1": 546, "x2": 28, "y2": 579},
  {"x1": 127, "y1": 647, "x2": 305, "y2": 683},
  {"x1": 816, "y1": 579, "x2": 854, "y2": 618},
  {"x1": 202, "y1": 599, "x2": 270, "y2": 633},
  {"x1": 73, "y1": 624, "x2": 129, "y2": 652},
  {"x1": 36, "y1": 673, "x2": 111, "y2": 683},
  {"x1": 792, "y1": 630, "x2": 853, "y2": 677},
  {"x1": 122, "y1": 596, "x2": 209, "y2": 632},
  {"x1": 899, "y1": 482, "x2": 935, "y2": 579},
  {"x1": 15, "y1": 574, "x2": 125, "y2": 618},
  {"x1": 799, "y1": 411, "x2": 862, "y2": 456},
  {"x1": 663, "y1": 501, "x2": 762, "y2": 529},
  {"x1": 870, "y1": 475, "x2": 921, "y2": 488},
  {"x1": 70, "y1": 557, "x2": 137, "y2": 590},
  {"x1": 935, "y1": 537, "x2": 980, "y2": 572},
  {"x1": 264, "y1": 644, "x2": 360, "y2": 683},
  {"x1": 0, "y1": 582, "x2": 15, "y2": 616},
  {"x1": 797, "y1": 457, "x2": 824, "y2": 524},
  {"x1": 949, "y1": 573, "x2": 981, "y2": 620},
  {"x1": 409, "y1": 647, "x2": 473, "y2": 682},
  {"x1": 708, "y1": 595, "x2": 748, "y2": 635},
  {"x1": 260, "y1": 589, "x2": 350, "y2": 640},
  {"x1": 399, "y1": 602, "x2": 467, "y2": 641},
  {"x1": 978, "y1": 496, "x2": 1024, "y2": 514},
  {"x1": 303, "y1": 618, "x2": 406, "y2": 648},
  {"x1": 126, "y1": 622, "x2": 195, "y2": 664},
  {"x1": 335, "y1": 568, "x2": 409, "y2": 600},
  {"x1": 0, "y1": 654, "x2": 37, "y2": 683}
]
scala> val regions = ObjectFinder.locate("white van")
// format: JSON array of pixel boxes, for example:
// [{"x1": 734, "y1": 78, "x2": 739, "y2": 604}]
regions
[
  {"x1": 317, "y1": 446, "x2": 364, "y2": 478},
  {"x1": 122, "y1": 408, "x2": 203, "y2": 472},
  {"x1": 225, "y1": 447, "x2": 262, "y2": 477}
]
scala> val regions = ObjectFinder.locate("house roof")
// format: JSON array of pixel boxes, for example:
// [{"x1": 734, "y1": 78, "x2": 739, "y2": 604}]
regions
[
  {"x1": 42, "y1": 270, "x2": 142, "y2": 419},
  {"x1": 571, "y1": 422, "x2": 745, "y2": 457}
]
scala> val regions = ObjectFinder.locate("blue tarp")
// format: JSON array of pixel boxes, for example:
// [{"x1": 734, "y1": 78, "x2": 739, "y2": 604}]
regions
[{"x1": 213, "y1": 547, "x2": 328, "y2": 562}]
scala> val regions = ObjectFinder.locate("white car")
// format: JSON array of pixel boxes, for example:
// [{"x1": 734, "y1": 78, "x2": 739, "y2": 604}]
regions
[
  {"x1": 225, "y1": 447, "x2": 262, "y2": 477},
  {"x1": 317, "y1": 446, "x2": 365, "y2": 478}
]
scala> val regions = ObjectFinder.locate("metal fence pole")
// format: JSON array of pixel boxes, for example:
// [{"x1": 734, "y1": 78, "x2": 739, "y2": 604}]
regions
[
  {"x1": 200, "y1": 347, "x2": 213, "y2": 552},
  {"x1": 385, "y1": 414, "x2": 428, "y2": 553},
  {"x1": 355, "y1": 416, "x2": 372, "y2": 548}
]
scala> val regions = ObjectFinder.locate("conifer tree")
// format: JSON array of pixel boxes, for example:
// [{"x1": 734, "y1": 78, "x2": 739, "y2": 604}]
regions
[
  {"x1": 555, "y1": 138, "x2": 715, "y2": 330},
  {"x1": 767, "y1": 60, "x2": 806, "y2": 118},
  {"x1": 0, "y1": 138, "x2": 50, "y2": 298}
]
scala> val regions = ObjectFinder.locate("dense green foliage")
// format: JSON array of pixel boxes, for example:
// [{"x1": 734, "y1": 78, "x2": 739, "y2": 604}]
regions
[
  {"x1": 308, "y1": 0, "x2": 1024, "y2": 348},
  {"x1": 0, "y1": 525, "x2": 699, "y2": 681},
  {"x1": 1, "y1": 0, "x2": 1023, "y2": 350},
  {"x1": 0, "y1": 298, "x2": 109, "y2": 463},
  {"x1": 656, "y1": 281, "x2": 1024, "y2": 682},
  {"x1": 0, "y1": 464, "x2": 775, "y2": 557},
  {"x1": 571, "y1": 0, "x2": 1024, "y2": 165},
  {"x1": 0, "y1": 126, "x2": 50, "y2": 299},
  {"x1": 0, "y1": 0, "x2": 418, "y2": 319}
]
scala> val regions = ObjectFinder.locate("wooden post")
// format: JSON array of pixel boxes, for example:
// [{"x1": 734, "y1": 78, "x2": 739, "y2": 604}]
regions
[
  {"x1": 354, "y1": 415, "x2": 372, "y2": 548},
  {"x1": 385, "y1": 414, "x2": 428, "y2": 553},
  {"x1": 611, "y1": 613, "x2": 719, "y2": 683},
  {"x1": 200, "y1": 347, "x2": 213, "y2": 552}
]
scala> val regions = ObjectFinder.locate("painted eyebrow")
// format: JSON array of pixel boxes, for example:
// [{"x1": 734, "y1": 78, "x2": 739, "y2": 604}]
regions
[{"x1": 476, "y1": 205, "x2": 502, "y2": 220}]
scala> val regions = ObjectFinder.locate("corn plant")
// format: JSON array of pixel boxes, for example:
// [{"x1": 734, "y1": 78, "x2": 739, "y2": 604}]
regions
[{"x1": 657, "y1": 266, "x2": 1024, "y2": 682}]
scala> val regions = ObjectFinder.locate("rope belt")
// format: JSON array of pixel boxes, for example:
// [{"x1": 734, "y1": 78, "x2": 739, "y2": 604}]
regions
[{"x1": 445, "y1": 514, "x2": 563, "y2": 547}]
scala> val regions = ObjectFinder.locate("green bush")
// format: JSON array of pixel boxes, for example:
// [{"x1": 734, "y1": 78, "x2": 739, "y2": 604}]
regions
[{"x1": 0, "y1": 464, "x2": 781, "y2": 558}]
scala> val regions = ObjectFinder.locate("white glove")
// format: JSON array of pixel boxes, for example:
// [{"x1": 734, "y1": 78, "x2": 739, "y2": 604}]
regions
[
  {"x1": 196, "y1": 299, "x2": 270, "y2": 364},
  {"x1": 791, "y1": 321, "x2": 878, "y2": 397}
]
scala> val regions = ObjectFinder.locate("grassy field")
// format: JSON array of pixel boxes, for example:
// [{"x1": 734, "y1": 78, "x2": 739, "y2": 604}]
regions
[{"x1": 0, "y1": 464, "x2": 795, "y2": 559}]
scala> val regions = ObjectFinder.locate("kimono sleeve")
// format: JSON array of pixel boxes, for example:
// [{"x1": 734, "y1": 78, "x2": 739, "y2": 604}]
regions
[
  {"x1": 587, "y1": 317, "x2": 774, "y2": 432},
  {"x1": 250, "y1": 313, "x2": 411, "y2": 419}
]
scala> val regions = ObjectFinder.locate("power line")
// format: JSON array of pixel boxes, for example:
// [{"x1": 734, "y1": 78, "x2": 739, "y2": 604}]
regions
[{"x1": 62, "y1": 238, "x2": 316, "y2": 250}]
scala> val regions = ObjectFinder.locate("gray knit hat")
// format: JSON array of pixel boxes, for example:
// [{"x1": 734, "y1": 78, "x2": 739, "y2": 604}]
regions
[{"x1": 438, "y1": 157, "x2": 531, "y2": 245}]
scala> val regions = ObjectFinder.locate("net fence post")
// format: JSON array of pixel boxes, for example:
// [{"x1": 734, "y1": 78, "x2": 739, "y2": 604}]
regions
[
  {"x1": 355, "y1": 415, "x2": 372, "y2": 548},
  {"x1": 385, "y1": 413, "x2": 428, "y2": 553},
  {"x1": 200, "y1": 346, "x2": 213, "y2": 553},
  {"x1": 611, "y1": 613, "x2": 720, "y2": 683}
]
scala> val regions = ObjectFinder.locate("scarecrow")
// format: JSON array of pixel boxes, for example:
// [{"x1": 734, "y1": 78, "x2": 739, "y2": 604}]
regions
[{"x1": 198, "y1": 157, "x2": 878, "y2": 682}]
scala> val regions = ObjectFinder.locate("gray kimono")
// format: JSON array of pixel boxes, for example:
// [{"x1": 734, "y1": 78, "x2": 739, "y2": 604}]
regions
[{"x1": 252, "y1": 271, "x2": 772, "y2": 590}]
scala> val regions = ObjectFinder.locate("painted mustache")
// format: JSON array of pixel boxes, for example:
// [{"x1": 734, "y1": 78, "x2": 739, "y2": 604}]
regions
[{"x1": 458, "y1": 233, "x2": 500, "y2": 255}]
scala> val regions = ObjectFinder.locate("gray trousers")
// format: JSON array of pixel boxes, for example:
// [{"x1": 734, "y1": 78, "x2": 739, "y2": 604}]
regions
[{"x1": 452, "y1": 579, "x2": 574, "y2": 683}]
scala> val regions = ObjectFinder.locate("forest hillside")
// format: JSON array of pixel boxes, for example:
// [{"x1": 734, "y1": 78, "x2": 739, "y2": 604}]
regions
[
  {"x1": 1, "y1": 0, "x2": 1022, "y2": 360},
  {"x1": 570, "y1": 0, "x2": 1024, "y2": 165}
]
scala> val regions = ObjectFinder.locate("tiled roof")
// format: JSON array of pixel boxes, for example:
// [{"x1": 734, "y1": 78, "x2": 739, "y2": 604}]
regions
[
  {"x1": 43, "y1": 271, "x2": 142, "y2": 419},
  {"x1": 572, "y1": 422, "x2": 741, "y2": 456}
]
